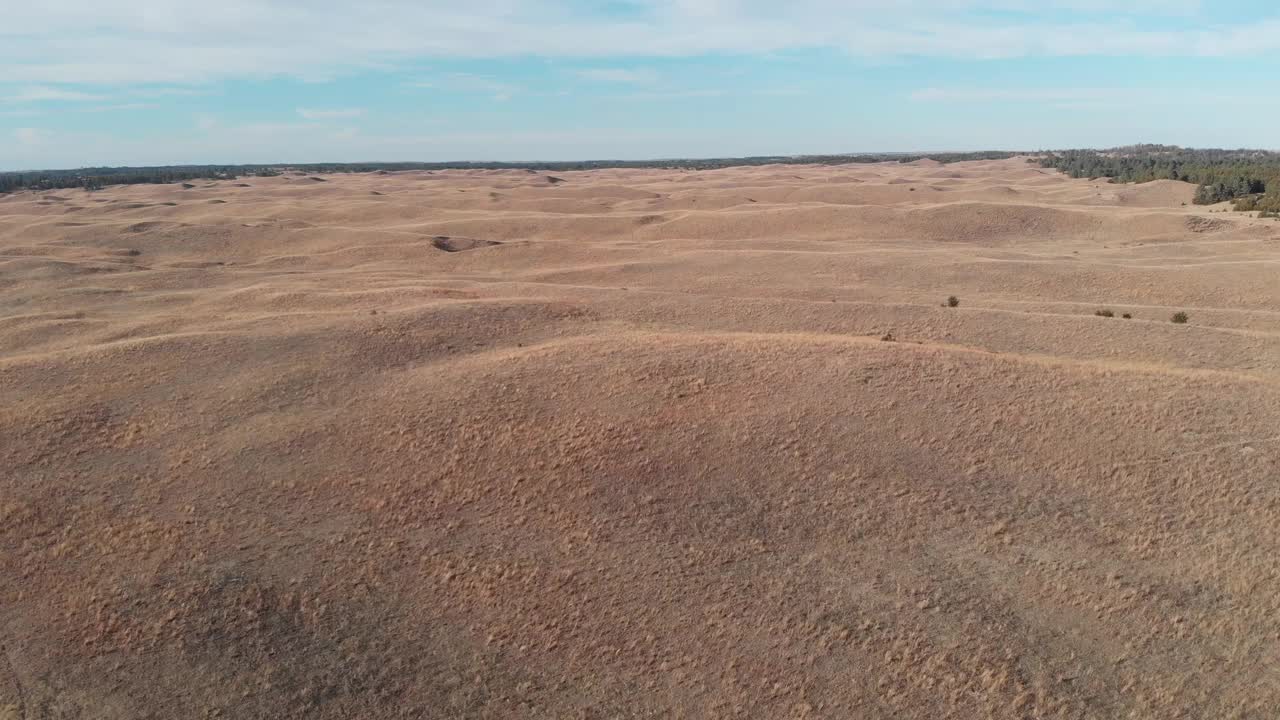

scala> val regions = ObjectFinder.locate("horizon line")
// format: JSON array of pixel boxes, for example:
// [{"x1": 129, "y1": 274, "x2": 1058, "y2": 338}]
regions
[{"x1": 8, "y1": 145, "x2": 1280, "y2": 175}]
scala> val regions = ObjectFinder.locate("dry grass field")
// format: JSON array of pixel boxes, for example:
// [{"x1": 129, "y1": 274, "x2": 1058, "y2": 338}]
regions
[{"x1": 2, "y1": 157, "x2": 1279, "y2": 718}]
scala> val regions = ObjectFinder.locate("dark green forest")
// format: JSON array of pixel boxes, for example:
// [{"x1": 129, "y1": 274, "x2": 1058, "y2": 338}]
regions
[
  {"x1": 1037, "y1": 145, "x2": 1280, "y2": 216},
  {"x1": 0, "y1": 152, "x2": 1019, "y2": 195}
]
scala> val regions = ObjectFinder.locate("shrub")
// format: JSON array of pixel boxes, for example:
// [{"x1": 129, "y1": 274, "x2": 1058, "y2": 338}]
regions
[
  {"x1": 1121, "y1": 313, "x2": 1132, "y2": 319},
  {"x1": 1171, "y1": 311, "x2": 1189, "y2": 324},
  {"x1": 946, "y1": 296, "x2": 960, "y2": 308},
  {"x1": 1095, "y1": 309, "x2": 1114, "y2": 317}
]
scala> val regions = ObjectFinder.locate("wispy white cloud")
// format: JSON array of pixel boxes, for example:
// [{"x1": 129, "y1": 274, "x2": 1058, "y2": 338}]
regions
[
  {"x1": 4, "y1": 86, "x2": 105, "y2": 102},
  {"x1": 575, "y1": 68, "x2": 660, "y2": 84},
  {"x1": 297, "y1": 107, "x2": 366, "y2": 119},
  {"x1": 610, "y1": 86, "x2": 807, "y2": 101},
  {"x1": 128, "y1": 86, "x2": 212, "y2": 98},
  {"x1": 910, "y1": 86, "x2": 1270, "y2": 106},
  {"x1": 0, "y1": 2, "x2": 1272, "y2": 86},
  {"x1": 753, "y1": 87, "x2": 808, "y2": 97},
  {"x1": 408, "y1": 72, "x2": 519, "y2": 100},
  {"x1": 2, "y1": 85, "x2": 206, "y2": 106},
  {"x1": 613, "y1": 89, "x2": 728, "y2": 101},
  {"x1": 83, "y1": 102, "x2": 160, "y2": 112},
  {"x1": 910, "y1": 87, "x2": 1130, "y2": 102}
]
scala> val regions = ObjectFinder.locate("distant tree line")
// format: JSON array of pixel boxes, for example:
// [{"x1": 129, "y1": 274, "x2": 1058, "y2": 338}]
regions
[
  {"x1": 1038, "y1": 146, "x2": 1280, "y2": 216},
  {"x1": 0, "y1": 166, "x2": 272, "y2": 194},
  {"x1": 0, "y1": 151, "x2": 1021, "y2": 195}
]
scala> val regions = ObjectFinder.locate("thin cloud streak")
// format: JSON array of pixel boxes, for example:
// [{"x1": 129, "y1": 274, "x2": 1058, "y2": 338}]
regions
[
  {"x1": 297, "y1": 107, "x2": 366, "y2": 119},
  {"x1": 4, "y1": 86, "x2": 105, "y2": 102},
  {"x1": 0, "y1": 2, "x2": 1274, "y2": 86},
  {"x1": 575, "y1": 68, "x2": 660, "y2": 84},
  {"x1": 910, "y1": 86, "x2": 1275, "y2": 106}
]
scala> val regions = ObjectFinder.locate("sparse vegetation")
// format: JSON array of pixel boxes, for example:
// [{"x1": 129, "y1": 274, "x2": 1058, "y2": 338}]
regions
[
  {"x1": 1171, "y1": 311, "x2": 1189, "y2": 324},
  {"x1": 1095, "y1": 309, "x2": 1114, "y2": 317},
  {"x1": 5, "y1": 149, "x2": 1275, "y2": 720}
]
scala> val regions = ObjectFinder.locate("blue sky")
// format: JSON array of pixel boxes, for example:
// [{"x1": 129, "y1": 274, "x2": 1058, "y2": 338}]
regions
[{"x1": 2, "y1": 1, "x2": 1278, "y2": 169}]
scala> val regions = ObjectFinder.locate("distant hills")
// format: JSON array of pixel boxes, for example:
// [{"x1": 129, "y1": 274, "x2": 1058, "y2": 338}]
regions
[
  {"x1": 1, "y1": 152, "x2": 1021, "y2": 195},
  {"x1": 4, "y1": 146, "x2": 1277, "y2": 217}
]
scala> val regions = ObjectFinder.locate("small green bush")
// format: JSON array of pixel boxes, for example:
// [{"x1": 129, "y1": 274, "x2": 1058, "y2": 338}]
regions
[
  {"x1": 1171, "y1": 311, "x2": 1189, "y2": 324},
  {"x1": 1095, "y1": 309, "x2": 1114, "y2": 318},
  {"x1": 946, "y1": 296, "x2": 960, "y2": 308}
]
